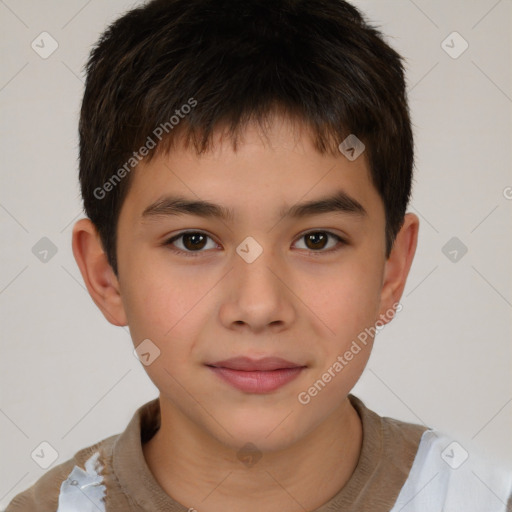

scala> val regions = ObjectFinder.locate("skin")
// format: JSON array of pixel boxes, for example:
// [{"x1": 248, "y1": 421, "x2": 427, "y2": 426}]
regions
[{"x1": 72, "y1": 113, "x2": 419, "y2": 512}]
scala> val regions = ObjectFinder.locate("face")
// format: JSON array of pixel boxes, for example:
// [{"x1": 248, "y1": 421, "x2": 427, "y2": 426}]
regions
[{"x1": 112, "y1": 115, "x2": 396, "y2": 451}]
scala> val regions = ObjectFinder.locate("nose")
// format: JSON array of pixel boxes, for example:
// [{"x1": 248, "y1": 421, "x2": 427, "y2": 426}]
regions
[{"x1": 218, "y1": 243, "x2": 297, "y2": 334}]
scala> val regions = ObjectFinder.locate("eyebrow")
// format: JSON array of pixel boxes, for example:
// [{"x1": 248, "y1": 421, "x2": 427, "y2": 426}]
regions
[{"x1": 141, "y1": 189, "x2": 367, "y2": 222}]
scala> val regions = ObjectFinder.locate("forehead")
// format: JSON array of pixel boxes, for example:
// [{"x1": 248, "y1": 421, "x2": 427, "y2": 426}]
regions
[{"x1": 120, "y1": 115, "x2": 384, "y2": 226}]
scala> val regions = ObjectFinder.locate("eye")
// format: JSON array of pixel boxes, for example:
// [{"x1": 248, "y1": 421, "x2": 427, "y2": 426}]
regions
[
  {"x1": 163, "y1": 230, "x2": 346, "y2": 257},
  {"x1": 164, "y1": 231, "x2": 218, "y2": 256},
  {"x1": 293, "y1": 231, "x2": 346, "y2": 253}
]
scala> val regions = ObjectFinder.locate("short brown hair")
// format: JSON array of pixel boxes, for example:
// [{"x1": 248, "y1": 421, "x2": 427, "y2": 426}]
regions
[{"x1": 79, "y1": 0, "x2": 414, "y2": 275}]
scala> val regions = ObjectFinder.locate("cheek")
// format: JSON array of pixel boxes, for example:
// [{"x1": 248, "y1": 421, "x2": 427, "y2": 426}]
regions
[
  {"x1": 121, "y1": 261, "x2": 220, "y2": 378},
  {"x1": 309, "y1": 260, "x2": 382, "y2": 346},
  {"x1": 120, "y1": 261, "x2": 195, "y2": 345}
]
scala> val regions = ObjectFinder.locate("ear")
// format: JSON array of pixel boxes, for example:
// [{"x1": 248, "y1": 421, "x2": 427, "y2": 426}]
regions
[
  {"x1": 377, "y1": 212, "x2": 419, "y2": 324},
  {"x1": 72, "y1": 218, "x2": 128, "y2": 326}
]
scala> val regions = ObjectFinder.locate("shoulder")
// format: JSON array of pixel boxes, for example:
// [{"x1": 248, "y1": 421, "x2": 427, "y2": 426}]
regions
[
  {"x1": 349, "y1": 394, "x2": 429, "y2": 472},
  {"x1": 391, "y1": 429, "x2": 512, "y2": 511},
  {"x1": 5, "y1": 433, "x2": 119, "y2": 512}
]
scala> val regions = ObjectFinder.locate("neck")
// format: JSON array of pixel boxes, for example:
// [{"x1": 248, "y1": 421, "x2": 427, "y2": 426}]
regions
[{"x1": 143, "y1": 396, "x2": 363, "y2": 512}]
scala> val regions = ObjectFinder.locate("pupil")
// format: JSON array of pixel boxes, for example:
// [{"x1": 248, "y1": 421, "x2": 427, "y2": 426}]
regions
[
  {"x1": 182, "y1": 233, "x2": 328, "y2": 251},
  {"x1": 185, "y1": 233, "x2": 205, "y2": 250},
  {"x1": 307, "y1": 233, "x2": 326, "y2": 250}
]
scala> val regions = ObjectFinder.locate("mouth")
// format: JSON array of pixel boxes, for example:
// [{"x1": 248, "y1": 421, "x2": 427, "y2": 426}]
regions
[{"x1": 205, "y1": 356, "x2": 307, "y2": 393}]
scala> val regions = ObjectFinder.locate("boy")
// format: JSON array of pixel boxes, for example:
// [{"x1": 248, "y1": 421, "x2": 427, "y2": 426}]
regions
[{"x1": 6, "y1": 0, "x2": 512, "y2": 510}]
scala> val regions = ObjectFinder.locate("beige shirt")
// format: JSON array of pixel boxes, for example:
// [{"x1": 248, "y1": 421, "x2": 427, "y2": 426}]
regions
[{"x1": 3, "y1": 394, "x2": 438, "y2": 511}]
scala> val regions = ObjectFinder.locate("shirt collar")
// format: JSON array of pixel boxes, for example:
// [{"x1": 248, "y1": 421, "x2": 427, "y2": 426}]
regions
[{"x1": 112, "y1": 394, "x2": 426, "y2": 511}]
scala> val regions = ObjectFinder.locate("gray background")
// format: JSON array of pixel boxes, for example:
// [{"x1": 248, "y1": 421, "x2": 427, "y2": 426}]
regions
[{"x1": 1, "y1": 0, "x2": 511, "y2": 508}]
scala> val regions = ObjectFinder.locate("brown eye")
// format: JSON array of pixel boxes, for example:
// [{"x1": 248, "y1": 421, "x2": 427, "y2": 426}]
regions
[
  {"x1": 165, "y1": 231, "x2": 217, "y2": 255},
  {"x1": 305, "y1": 232, "x2": 328, "y2": 250},
  {"x1": 181, "y1": 233, "x2": 207, "y2": 250},
  {"x1": 294, "y1": 231, "x2": 345, "y2": 253},
  {"x1": 164, "y1": 230, "x2": 345, "y2": 258}
]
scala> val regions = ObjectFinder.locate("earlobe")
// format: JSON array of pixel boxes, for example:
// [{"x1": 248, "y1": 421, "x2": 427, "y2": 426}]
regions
[
  {"x1": 378, "y1": 213, "x2": 419, "y2": 323},
  {"x1": 71, "y1": 218, "x2": 128, "y2": 327}
]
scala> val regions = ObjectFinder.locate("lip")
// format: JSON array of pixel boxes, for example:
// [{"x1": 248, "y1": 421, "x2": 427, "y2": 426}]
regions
[
  {"x1": 208, "y1": 356, "x2": 302, "y2": 371},
  {"x1": 206, "y1": 357, "x2": 306, "y2": 393}
]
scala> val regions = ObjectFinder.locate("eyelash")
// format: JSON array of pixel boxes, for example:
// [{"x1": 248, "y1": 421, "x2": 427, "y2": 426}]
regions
[{"x1": 163, "y1": 230, "x2": 347, "y2": 257}]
